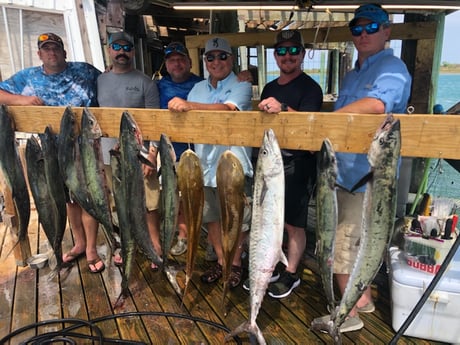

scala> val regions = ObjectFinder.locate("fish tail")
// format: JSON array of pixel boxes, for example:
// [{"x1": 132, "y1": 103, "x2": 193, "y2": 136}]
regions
[{"x1": 225, "y1": 321, "x2": 267, "y2": 345}]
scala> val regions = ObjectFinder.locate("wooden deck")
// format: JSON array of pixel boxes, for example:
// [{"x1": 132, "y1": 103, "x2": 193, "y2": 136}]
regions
[{"x1": 0, "y1": 205, "x2": 449, "y2": 345}]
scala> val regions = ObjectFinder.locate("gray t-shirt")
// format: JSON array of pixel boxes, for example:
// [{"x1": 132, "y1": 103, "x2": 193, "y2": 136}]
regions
[{"x1": 97, "y1": 69, "x2": 160, "y2": 164}]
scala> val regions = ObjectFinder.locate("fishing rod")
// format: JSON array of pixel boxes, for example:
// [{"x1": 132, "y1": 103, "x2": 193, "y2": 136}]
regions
[{"x1": 389, "y1": 230, "x2": 460, "y2": 344}]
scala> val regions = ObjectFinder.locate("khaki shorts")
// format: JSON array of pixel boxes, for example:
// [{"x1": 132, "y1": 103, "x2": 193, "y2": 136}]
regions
[
  {"x1": 145, "y1": 172, "x2": 160, "y2": 211},
  {"x1": 333, "y1": 190, "x2": 364, "y2": 274}
]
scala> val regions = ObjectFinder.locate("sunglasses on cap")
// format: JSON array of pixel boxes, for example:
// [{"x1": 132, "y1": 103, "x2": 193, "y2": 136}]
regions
[
  {"x1": 350, "y1": 22, "x2": 381, "y2": 37},
  {"x1": 205, "y1": 52, "x2": 230, "y2": 62},
  {"x1": 275, "y1": 46, "x2": 302, "y2": 56},
  {"x1": 111, "y1": 42, "x2": 133, "y2": 52},
  {"x1": 165, "y1": 44, "x2": 187, "y2": 56}
]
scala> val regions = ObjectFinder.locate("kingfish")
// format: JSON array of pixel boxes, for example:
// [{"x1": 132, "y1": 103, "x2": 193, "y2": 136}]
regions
[
  {"x1": 177, "y1": 149, "x2": 204, "y2": 303},
  {"x1": 311, "y1": 114, "x2": 401, "y2": 344},
  {"x1": 315, "y1": 138, "x2": 338, "y2": 313},
  {"x1": 110, "y1": 148, "x2": 136, "y2": 308},
  {"x1": 216, "y1": 150, "x2": 245, "y2": 314},
  {"x1": 57, "y1": 107, "x2": 98, "y2": 220},
  {"x1": 225, "y1": 129, "x2": 288, "y2": 345},
  {"x1": 159, "y1": 133, "x2": 179, "y2": 265},
  {"x1": 38, "y1": 126, "x2": 67, "y2": 270},
  {"x1": 0, "y1": 105, "x2": 30, "y2": 241},
  {"x1": 80, "y1": 108, "x2": 116, "y2": 250},
  {"x1": 118, "y1": 111, "x2": 162, "y2": 267}
]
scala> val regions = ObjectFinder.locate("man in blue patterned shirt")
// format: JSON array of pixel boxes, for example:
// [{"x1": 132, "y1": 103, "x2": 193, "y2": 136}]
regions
[{"x1": 0, "y1": 32, "x2": 105, "y2": 274}]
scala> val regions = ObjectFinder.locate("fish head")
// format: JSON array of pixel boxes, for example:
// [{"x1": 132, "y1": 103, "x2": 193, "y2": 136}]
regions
[
  {"x1": 59, "y1": 106, "x2": 78, "y2": 140},
  {"x1": 121, "y1": 111, "x2": 143, "y2": 147},
  {"x1": 81, "y1": 108, "x2": 102, "y2": 139},
  {"x1": 368, "y1": 114, "x2": 401, "y2": 169},
  {"x1": 160, "y1": 133, "x2": 177, "y2": 163},
  {"x1": 257, "y1": 129, "x2": 283, "y2": 175}
]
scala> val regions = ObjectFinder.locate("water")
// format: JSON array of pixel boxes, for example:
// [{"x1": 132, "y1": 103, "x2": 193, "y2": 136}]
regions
[{"x1": 436, "y1": 73, "x2": 460, "y2": 112}]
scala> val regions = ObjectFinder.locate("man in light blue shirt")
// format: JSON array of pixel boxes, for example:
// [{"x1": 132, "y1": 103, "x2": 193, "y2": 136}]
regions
[
  {"x1": 315, "y1": 4, "x2": 412, "y2": 333},
  {"x1": 168, "y1": 37, "x2": 252, "y2": 288}
]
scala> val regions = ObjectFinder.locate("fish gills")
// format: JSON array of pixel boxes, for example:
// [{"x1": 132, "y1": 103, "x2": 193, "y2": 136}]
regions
[
  {"x1": 159, "y1": 133, "x2": 179, "y2": 265},
  {"x1": 315, "y1": 138, "x2": 338, "y2": 312},
  {"x1": 177, "y1": 149, "x2": 204, "y2": 301},
  {"x1": 225, "y1": 129, "x2": 288, "y2": 345},
  {"x1": 0, "y1": 105, "x2": 30, "y2": 241},
  {"x1": 216, "y1": 150, "x2": 245, "y2": 312}
]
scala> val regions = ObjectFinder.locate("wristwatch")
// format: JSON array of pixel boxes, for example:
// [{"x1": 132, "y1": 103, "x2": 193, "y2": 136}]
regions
[{"x1": 280, "y1": 103, "x2": 288, "y2": 111}]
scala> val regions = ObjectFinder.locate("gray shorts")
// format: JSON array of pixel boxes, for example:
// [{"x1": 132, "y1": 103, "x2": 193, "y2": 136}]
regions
[
  {"x1": 333, "y1": 189, "x2": 364, "y2": 274},
  {"x1": 202, "y1": 176, "x2": 253, "y2": 232}
]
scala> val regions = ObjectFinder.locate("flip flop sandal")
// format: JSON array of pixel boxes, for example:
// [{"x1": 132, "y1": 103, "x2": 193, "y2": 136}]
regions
[
  {"x1": 228, "y1": 265, "x2": 243, "y2": 289},
  {"x1": 62, "y1": 250, "x2": 85, "y2": 266},
  {"x1": 200, "y1": 263, "x2": 222, "y2": 283},
  {"x1": 150, "y1": 262, "x2": 159, "y2": 271},
  {"x1": 87, "y1": 257, "x2": 105, "y2": 273}
]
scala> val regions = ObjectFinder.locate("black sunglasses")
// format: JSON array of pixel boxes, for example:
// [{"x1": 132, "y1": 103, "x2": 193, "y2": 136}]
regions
[
  {"x1": 350, "y1": 22, "x2": 381, "y2": 37},
  {"x1": 111, "y1": 42, "x2": 133, "y2": 52},
  {"x1": 205, "y1": 52, "x2": 230, "y2": 62},
  {"x1": 275, "y1": 46, "x2": 302, "y2": 56}
]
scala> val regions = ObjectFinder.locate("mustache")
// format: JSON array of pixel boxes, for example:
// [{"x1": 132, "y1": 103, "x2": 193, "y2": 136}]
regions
[{"x1": 115, "y1": 54, "x2": 130, "y2": 60}]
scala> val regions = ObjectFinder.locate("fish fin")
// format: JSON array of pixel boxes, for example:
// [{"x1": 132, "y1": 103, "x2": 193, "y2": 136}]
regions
[
  {"x1": 225, "y1": 321, "x2": 266, "y2": 345},
  {"x1": 349, "y1": 171, "x2": 373, "y2": 193},
  {"x1": 280, "y1": 251, "x2": 289, "y2": 267}
]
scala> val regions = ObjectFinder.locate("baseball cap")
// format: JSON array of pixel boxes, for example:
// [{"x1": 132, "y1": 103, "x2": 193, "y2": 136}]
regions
[
  {"x1": 165, "y1": 42, "x2": 190, "y2": 58},
  {"x1": 349, "y1": 4, "x2": 390, "y2": 27},
  {"x1": 274, "y1": 30, "x2": 304, "y2": 48},
  {"x1": 204, "y1": 37, "x2": 232, "y2": 55},
  {"x1": 37, "y1": 33, "x2": 64, "y2": 49},
  {"x1": 108, "y1": 32, "x2": 134, "y2": 46}
]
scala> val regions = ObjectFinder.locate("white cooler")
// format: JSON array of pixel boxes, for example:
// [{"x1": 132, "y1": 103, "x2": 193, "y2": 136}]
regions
[{"x1": 389, "y1": 246, "x2": 460, "y2": 344}]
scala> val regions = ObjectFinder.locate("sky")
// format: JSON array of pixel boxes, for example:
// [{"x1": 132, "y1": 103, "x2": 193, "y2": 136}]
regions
[{"x1": 442, "y1": 11, "x2": 460, "y2": 63}]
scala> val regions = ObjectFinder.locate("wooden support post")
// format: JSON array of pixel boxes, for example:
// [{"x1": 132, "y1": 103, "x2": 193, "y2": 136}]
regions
[{"x1": 0, "y1": 170, "x2": 31, "y2": 267}]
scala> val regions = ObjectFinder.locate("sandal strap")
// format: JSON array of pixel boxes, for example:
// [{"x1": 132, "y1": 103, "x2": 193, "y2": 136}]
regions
[{"x1": 201, "y1": 263, "x2": 223, "y2": 283}]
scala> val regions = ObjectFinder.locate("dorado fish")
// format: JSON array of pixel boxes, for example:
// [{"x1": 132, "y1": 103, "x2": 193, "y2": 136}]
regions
[
  {"x1": 0, "y1": 104, "x2": 30, "y2": 241},
  {"x1": 177, "y1": 149, "x2": 204, "y2": 303},
  {"x1": 38, "y1": 126, "x2": 67, "y2": 270},
  {"x1": 311, "y1": 114, "x2": 401, "y2": 344},
  {"x1": 216, "y1": 150, "x2": 245, "y2": 314},
  {"x1": 315, "y1": 138, "x2": 338, "y2": 313},
  {"x1": 159, "y1": 133, "x2": 179, "y2": 265},
  {"x1": 225, "y1": 129, "x2": 288, "y2": 345},
  {"x1": 80, "y1": 108, "x2": 116, "y2": 250},
  {"x1": 119, "y1": 111, "x2": 162, "y2": 267}
]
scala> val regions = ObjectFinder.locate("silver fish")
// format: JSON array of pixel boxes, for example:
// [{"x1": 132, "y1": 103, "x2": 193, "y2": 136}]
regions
[
  {"x1": 315, "y1": 138, "x2": 338, "y2": 313},
  {"x1": 225, "y1": 129, "x2": 288, "y2": 345},
  {"x1": 312, "y1": 114, "x2": 401, "y2": 344}
]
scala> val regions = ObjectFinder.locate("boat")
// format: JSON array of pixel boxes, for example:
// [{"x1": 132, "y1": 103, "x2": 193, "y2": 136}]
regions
[{"x1": 1, "y1": 1, "x2": 460, "y2": 344}]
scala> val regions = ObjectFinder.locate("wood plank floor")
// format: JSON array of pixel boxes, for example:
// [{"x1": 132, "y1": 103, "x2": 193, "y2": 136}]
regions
[{"x1": 0, "y1": 206, "x2": 449, "y2": 345}]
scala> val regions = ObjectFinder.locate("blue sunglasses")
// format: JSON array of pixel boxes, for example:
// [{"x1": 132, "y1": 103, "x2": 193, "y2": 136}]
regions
[
  {"x1": 275, "y1": 46, "x2": 302, "y2": 56},
  {"x1": 350, "y1": 22, "x2": 381, "y2": 37},
  {"x1": 111, "y1": 42, "x2": 133, "y2": 52}
]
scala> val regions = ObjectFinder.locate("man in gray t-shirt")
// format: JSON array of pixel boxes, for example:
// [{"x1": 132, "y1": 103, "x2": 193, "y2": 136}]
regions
[{"x1": 97, "y1": 32, "x2": 161, "y2": 270}]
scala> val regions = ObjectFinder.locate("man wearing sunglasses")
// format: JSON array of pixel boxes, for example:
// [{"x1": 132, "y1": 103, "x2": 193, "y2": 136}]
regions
[
  {"x1": 248, "y1": 29, "x2": 323, "y2": 299},
  {"x1": 98, "y1": 32, "x2": 162, "y2": 271},
  {"x1": 169, "y1": 37, "x2": 253, "y2": 289},
  {"x1": 0, "y1": 32, "x2": 106, "y2": 273},
  {"x1": 314, "y1": 3, "x2": 411, "y2": 333}
]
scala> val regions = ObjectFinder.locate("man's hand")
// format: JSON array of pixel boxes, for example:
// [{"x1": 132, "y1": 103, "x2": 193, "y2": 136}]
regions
[
  {"x1": 168, "y1": 97, "x2": 192, "y2": 112},
  {"x1": 142, "y1": 146, "x2": 157, "y2": 177}
]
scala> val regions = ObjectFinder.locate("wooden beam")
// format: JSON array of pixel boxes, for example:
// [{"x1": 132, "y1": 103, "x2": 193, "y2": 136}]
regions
[{"x1": 6, "y1": 106, "x2": 460, "y2": 159}]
